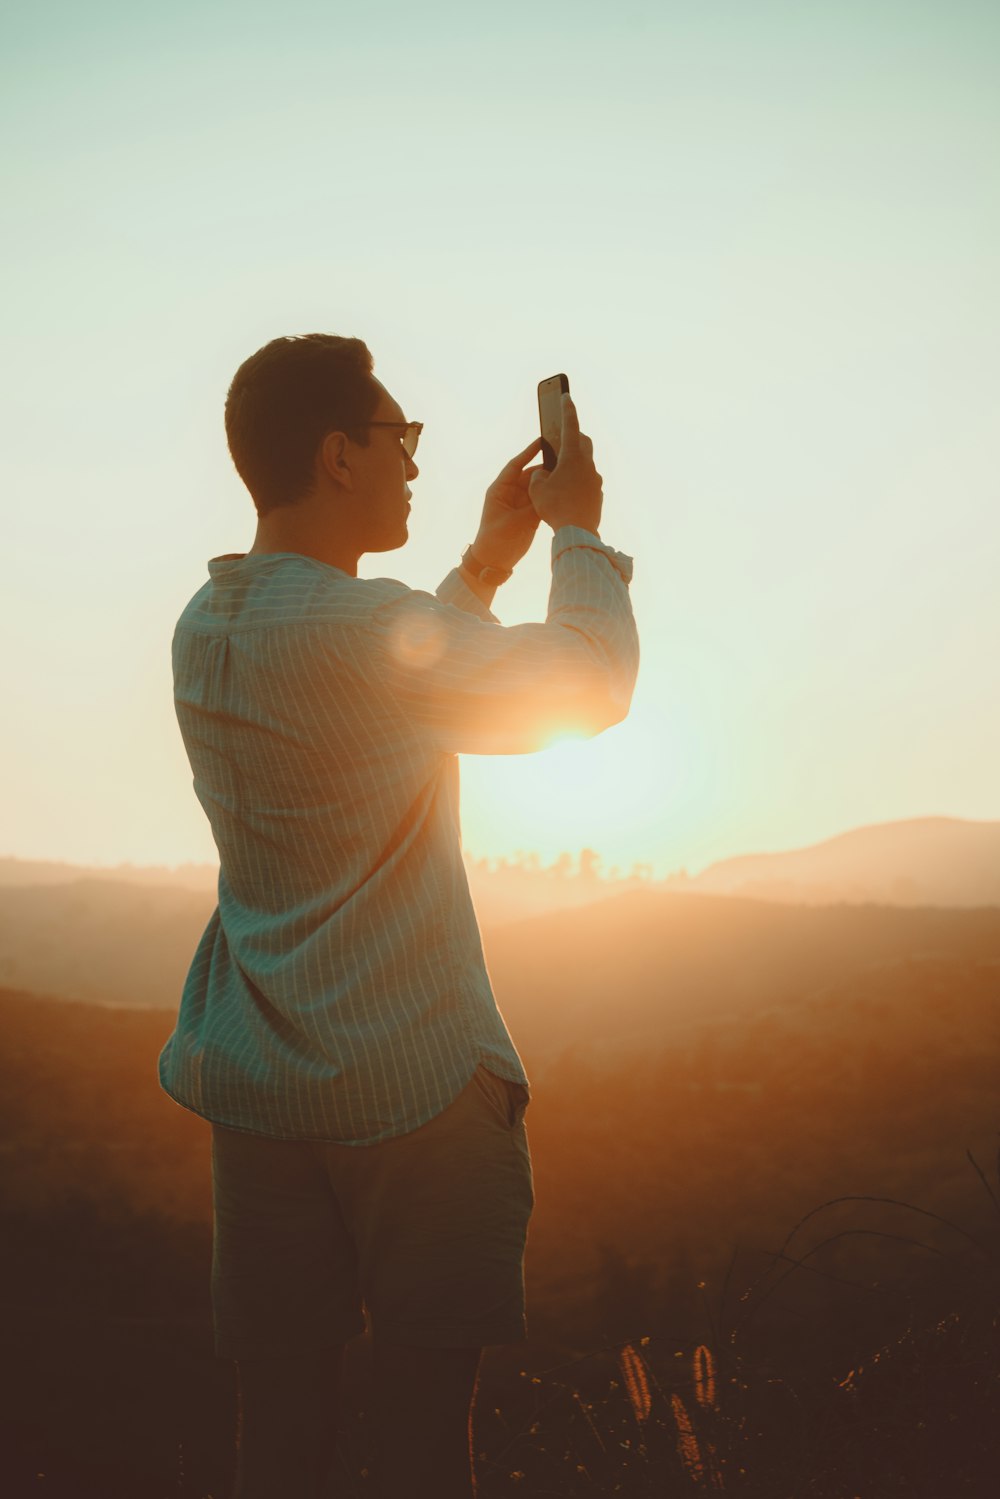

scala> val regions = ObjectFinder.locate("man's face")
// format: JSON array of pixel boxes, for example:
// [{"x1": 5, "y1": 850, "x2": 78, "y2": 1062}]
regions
[{"x1": 349, "y1": 381, "x2": 419, "y2": 554}]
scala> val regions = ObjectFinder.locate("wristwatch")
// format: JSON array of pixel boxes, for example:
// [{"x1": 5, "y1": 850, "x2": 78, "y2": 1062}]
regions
[{"x1": 461, "y1": 546, "x2": 513, "y2": 586}]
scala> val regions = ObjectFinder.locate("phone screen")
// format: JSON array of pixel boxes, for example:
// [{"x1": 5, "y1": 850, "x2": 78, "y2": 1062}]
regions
[{"x1": 538, "y1": 373, "x2": 570, "y2": 471}]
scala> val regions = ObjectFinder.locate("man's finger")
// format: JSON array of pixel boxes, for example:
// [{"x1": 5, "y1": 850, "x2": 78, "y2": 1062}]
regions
[
  {"x1": 559, "y1": 393, "x2": 581, "y2": 451},
  {"x1": 497, "y1": 436, "x2": 543, "y2": 476}
]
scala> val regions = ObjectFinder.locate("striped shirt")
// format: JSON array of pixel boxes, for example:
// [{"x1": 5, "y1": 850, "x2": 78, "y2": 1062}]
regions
[{"x1": 158, "y1": 525, "x2": 638, "y2": 1144}]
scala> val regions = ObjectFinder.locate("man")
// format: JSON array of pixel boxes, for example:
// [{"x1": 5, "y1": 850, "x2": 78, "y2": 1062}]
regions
[{"x1": 158, "y1": 333, "x2": 639, "y2": 1499}]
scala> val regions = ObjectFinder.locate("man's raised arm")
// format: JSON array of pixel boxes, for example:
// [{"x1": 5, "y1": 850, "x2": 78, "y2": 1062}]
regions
[{"x1": 372, "y1": 395, "x2": 639, "y2": 755}]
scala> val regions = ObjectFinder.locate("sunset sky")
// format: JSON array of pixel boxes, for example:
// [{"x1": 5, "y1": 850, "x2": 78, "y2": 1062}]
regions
[{"x1": 2, "y1": 0, "x2": 997, "y2": 878}]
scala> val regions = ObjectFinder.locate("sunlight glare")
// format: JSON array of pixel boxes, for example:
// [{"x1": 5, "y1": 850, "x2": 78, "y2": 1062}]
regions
[
  {"x1": 539, "y1": 727, "x2": 589, "y2": 752},
  {"x1": 459, "y1": 706, "x2": 689, "y2": 875}
]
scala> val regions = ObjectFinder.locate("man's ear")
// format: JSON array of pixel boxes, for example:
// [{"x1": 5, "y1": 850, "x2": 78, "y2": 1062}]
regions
[{"x1": 318, "y1": 431, "x2": 355, "y2": 492}]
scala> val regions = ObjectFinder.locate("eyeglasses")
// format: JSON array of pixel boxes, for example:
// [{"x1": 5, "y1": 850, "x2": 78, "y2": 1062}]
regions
[{"x1": 362, "y1": 421, "x2": 423, "y2": 458}]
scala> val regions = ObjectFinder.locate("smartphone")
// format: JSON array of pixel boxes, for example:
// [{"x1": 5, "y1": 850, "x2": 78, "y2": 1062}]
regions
[{"x1": 537, "y1": 373, "x2": 570, "y2": 471}]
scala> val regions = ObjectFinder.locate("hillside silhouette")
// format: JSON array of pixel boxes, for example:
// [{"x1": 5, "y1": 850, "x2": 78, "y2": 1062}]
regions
[
  {"x1": 2, "y1": 885, "x2": 999, "y2": 1494},
  {"x1": 1, "y1": 822, "x2": 1000, "y2": 1014},
  {"x1": 2, "y1": 813, "x2": 998, "y2": 951},
  {"x1": 691, "y1": 815, "x2": 1000, "y2": 906},
  {"x1": 490, "y1": 890, "x2": 1000, "y2": 1066}
]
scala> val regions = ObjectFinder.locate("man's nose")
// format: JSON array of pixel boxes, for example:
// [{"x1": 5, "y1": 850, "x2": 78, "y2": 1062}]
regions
[{"x1": 406, "y1": 455, "x2": 419, "y2": 480}]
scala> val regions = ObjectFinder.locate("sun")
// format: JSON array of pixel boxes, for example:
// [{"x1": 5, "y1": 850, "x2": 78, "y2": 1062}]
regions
[
  {"x1": 459, "y1": 717, "x2": 659, "y2": 873},
  {"x1": 538, "y1": 727, "x2": 590, "y2": 753},
  {"x1": 457, "y1": 691, "x2": 703, "y2": 875}
]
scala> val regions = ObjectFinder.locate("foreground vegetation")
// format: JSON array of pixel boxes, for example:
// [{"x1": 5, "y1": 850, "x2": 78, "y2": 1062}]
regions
[{"x1": 3, "y1": 1161, "x2": 997, "y2": 1497}]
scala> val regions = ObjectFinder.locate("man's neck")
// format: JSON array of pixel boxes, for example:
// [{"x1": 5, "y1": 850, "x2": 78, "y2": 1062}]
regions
[{"x1": 249, "y1": 512, "x2": 360, "y2": 576}]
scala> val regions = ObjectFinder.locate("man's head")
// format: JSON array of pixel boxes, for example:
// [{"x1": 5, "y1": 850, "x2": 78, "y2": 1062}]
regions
[{"x1": 224, "y1": 333, "x2": 419, "y2": 555}]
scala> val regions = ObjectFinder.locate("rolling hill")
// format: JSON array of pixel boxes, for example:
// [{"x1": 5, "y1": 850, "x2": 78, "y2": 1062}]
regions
[{"x1": 688, "y1": 816, "x2": 1000, "y2": 906}]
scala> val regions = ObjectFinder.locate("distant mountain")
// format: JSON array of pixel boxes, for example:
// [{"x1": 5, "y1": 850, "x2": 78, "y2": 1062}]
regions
[
  {"x1": 4, "y1": 816, "x2": 999, "y2": 927},
  {"x1": 687, "y1": 817, "x2": 1000, "y2": 907}
]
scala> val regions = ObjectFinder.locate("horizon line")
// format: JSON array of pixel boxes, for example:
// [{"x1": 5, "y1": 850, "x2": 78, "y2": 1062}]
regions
[{"x1": 0, "y1": 812, "x2": 996, "y2": 884}]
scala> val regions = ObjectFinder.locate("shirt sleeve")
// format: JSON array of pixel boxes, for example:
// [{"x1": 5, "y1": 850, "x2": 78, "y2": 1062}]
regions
[
  {"x1": 369, "y1": 526, "x2": 639, "y2": 755},
  {"x1": 434, "y1": 567, "x2": 501, "y2": 624}
]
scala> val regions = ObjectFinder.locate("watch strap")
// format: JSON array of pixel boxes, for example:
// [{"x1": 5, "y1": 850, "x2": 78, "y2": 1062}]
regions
[{"x1": 461, "y1": 546, "x2": 513, "y2": 586}]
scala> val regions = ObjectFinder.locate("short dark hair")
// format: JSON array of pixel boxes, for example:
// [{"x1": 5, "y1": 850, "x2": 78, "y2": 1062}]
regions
[{"x1": 224, "y1": 334, "x2": 379, "y2": 515}]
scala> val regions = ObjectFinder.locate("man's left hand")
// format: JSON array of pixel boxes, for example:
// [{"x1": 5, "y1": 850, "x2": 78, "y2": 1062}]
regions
[{"x1": 473, "y1": 437, "x2": 546, "y2": 572}]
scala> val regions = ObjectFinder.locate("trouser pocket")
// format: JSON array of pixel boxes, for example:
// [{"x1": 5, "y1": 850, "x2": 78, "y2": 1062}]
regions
[{"x1": 471, "y1": 1064, "x2": 528, "y2": 1130}]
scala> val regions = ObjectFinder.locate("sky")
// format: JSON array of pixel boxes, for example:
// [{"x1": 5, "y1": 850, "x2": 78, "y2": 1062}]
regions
[{"x1": 2, "y1": 0, "x2": 998, "y2": 878}]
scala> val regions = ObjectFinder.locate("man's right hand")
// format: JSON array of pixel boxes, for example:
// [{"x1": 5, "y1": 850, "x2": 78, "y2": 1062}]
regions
[{"x1": 527, "y1": 394, "x2": 604, "y2": 537}]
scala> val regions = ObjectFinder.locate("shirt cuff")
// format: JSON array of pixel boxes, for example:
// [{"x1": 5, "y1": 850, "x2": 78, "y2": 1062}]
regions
[
  {"x1": 551, "y1": 525, "x2": 634, "y2": 585},
  {"x1": 435, "y1": 567, "x2": 500, "y2": 623}
]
